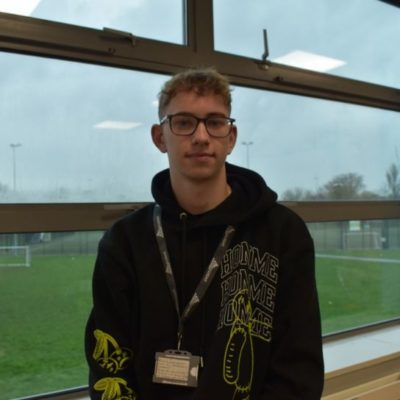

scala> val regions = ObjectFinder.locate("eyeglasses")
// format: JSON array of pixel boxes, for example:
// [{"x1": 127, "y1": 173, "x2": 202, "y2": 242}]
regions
[{"x1": 160, "y1": 113, "x2": 235, "y2": 138}]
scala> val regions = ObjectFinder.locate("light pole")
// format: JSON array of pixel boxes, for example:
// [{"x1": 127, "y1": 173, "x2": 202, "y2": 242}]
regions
[
  {"x1": 242, "y1": 141, "x2": 253, "y2": 168},
  {"x1": 10, "y1": 143, "x2": 22, "y2": 191}
]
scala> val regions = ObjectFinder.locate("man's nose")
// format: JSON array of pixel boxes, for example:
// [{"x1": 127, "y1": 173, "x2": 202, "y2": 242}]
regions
[{"x1": 192, "y1": 121, "x2": 210, "y2": 143}]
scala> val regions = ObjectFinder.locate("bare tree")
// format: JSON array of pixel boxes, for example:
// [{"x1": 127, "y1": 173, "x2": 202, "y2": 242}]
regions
[
  {"x1": 322, "y1": 173, "x2": 365, "y2": 200},
  {"x1": 281, "y1": 172, "x2": 381, "y2": 201},
  {"x1": 281, "y1": 187, "x2": 313, "y2": 201},
  {"x1": 386, "y1": 163, "x2": 400, "y2": 199}
]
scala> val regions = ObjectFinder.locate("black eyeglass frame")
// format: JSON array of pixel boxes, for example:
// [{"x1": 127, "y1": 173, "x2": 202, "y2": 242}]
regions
[{"x1": 160, "y1": 113, "x2": 236, "y2": 138}]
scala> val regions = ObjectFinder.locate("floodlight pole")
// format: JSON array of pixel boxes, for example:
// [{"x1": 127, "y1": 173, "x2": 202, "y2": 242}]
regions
[
  {"x1": 242, "y1": 141, "x2": 254, "y2": 168},
  {"x1": 10, "y1": 143, "x2": 22, "y2": 191},
  {"x1": 10, "y1": 143, "x2": 22, "y2": 250}
]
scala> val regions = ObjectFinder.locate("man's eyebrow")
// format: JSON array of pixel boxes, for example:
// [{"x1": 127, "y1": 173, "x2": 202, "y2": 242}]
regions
[
  {"x1": 206, "y1": 112, "x2": 227, "y2": 117},
  {"x1": 173, "y1": 111, "x2": 194, "y2": 116},
  {"x1": 173, "y1": 112, "x2": 228, "y2": 117}
]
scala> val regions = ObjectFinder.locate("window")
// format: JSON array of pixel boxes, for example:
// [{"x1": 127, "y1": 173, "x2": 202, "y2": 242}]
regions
[
  {"x1": 214, "y1": 0, "x2": 400, "y2": 88},
  {"x1": 0, "y1": 0, "x2": 184, "y2": 44},
  {"x1": 229, "y1": 86, "x2": 399, "y2": 201},
  {"x1": 0, "y1": 52, "x2": 169, "y2": 203},
  {"x1": 0, "y1": 230, "x2": 100, "y2": 398},
  {"x1": 2, "y1": 54, "x2": 398, "y2": 204},
  {"x1": 309, "y1": 219, "x2": 400, "y2": 334}
]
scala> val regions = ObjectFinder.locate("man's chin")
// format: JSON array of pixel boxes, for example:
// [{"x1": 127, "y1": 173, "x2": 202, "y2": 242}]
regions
[{"x1": 184, "y1": 164, "x2": 224, "y2": 183}]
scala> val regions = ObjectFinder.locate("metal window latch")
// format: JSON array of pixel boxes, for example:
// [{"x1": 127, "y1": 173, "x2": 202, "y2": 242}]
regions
[
  {"x1": 102, "y1": 27, "x2": 137, "y2": 47},
  {"x1": 257, "y1": 28, "x2": 271, "y2": 70}
]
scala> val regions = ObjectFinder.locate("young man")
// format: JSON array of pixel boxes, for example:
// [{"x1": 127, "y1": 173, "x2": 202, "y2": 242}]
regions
[{"x1": 85, "y1": 68, "x2": 324, "y2": 399}]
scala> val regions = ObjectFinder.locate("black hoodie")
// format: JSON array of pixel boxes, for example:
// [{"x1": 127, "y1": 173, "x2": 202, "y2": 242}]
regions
[{"x1": 85, "y1": 163, "x2": 324, "y2": 400}]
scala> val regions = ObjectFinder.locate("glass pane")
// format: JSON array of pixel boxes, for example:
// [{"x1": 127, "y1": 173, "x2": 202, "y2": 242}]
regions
[
  {"x1": 0, "y1": 52, "x2": 169, "y2": 203},
  {"x1": 0, "y1": 0, "x2": 184, "y2": 44},
  {"x1": 1, "y1": 51, "x2": 399, "y2": 203},
  {"x1": 0, "y1": 230, "x2": 101, "y2": 399},
  {"x1": 309, "y1": 219, "x2": 400, "y2": 334},
  {"x1": 227, "y1": 86, "x2": 400, "y2": 201},
  {"x1": 214, "y1": 0, "x2": 400, "y2": 88}
]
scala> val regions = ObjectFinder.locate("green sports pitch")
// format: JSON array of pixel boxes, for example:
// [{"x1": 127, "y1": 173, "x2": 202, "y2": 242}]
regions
[{"x1": 0, "y1": 248, "x2": 399, "y2": 399}]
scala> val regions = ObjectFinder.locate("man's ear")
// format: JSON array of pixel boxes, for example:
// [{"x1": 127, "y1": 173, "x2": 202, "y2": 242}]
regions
[
  {"x1": 227, "y1": 125, "x2": 237, "y2": 155},
  {"x1": 151, "y1": 124, "x2": 167, "y2": 153}
]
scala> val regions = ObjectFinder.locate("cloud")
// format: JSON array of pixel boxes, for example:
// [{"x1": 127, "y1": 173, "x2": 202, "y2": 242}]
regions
[
  {"x1": 94, "y1": 120, "x2": 142, "y2": 130},
  {"x1": 0, "y1": 0, "x2": 41, "y2": 15}
]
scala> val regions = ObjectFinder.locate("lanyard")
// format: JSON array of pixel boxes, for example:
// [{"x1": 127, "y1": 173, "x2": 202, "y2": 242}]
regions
[{"x1": 153, "y1": 203, "x2": 235, "y2": 349}]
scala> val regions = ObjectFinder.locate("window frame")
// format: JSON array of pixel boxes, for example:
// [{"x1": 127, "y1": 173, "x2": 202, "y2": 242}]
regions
[{"x1": 0, "y1": 201, "x2": 399, "y2": 234}]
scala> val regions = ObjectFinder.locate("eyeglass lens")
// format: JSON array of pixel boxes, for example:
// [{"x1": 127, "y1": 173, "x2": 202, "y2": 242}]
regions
[{"x1": 170, "y1": 115, "x2": 232, "y2": 137}]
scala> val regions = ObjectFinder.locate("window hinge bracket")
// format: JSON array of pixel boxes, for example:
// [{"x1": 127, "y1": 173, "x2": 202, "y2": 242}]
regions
[
  {"x1": 257, "y1": 28, "x2": 271, "y2": 71},
  {"x1": 101, "y1": 27, "x2": 137, "y2": 47}
]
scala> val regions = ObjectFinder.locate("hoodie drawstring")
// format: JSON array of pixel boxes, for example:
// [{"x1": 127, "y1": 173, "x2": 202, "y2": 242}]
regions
[
  {"x1": 179, "y1": 212, "x2": 188, "y2": 313},
  {"x1": 200, "y1": 227, "x2": 207, "y2": 362}
]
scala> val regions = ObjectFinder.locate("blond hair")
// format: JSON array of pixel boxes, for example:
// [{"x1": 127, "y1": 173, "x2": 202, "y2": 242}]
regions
[{"x1": 158, "y1": 67, "x2": 232, "y2": 119}]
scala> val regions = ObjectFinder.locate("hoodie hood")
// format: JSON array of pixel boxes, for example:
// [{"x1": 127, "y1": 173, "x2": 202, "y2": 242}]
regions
[{"x1": 151, "y1": 162, "x2": 277, "y2": 227}]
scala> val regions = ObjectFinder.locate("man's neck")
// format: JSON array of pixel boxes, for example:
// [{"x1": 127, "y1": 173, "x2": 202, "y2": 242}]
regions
[{"x1": 170, "y1": 174, "x2": 231, "y2": 215}]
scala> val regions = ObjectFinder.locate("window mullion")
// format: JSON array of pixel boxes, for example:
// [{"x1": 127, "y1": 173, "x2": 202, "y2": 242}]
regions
[{"x1": 185, "y1": 0, "x2": 214, "y2": 54}]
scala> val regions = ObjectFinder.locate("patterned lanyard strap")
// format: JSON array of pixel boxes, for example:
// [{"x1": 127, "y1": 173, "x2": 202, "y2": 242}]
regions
[{"x1": 153, "y1": 203, "x2": 235, "y2": 349}]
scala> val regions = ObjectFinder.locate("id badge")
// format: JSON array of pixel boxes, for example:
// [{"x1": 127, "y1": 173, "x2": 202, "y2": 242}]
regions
[{"x1": 153, "y1": 349, "x2": 201, "y2": 387}]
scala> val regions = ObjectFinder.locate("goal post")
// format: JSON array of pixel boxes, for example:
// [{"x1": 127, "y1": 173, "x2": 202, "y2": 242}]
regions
[
  {"x1": 0, "y1": 246, "x2": 32, "y2": 267},
  {"x1": 343, "y1": 231, "x2": 381, "y2": 250}
]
